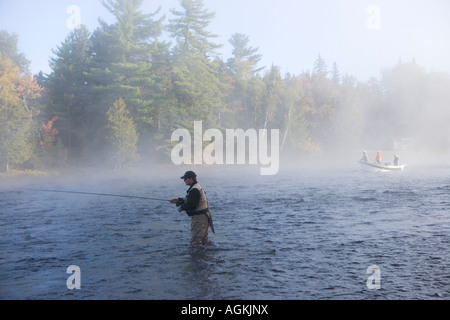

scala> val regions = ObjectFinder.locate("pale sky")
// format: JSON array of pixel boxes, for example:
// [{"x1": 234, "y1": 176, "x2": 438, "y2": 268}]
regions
[{"x1": 1, "y1": 0, "x2": 449, "y2": 81}]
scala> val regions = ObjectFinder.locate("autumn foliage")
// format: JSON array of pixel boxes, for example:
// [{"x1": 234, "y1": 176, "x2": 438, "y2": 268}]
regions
[
  {"x1": 40, "y1": 116, "x2": 59, "y2": 147},
  {"x1": 17, "y1": 73, "x2": 44, "y2": 100}
]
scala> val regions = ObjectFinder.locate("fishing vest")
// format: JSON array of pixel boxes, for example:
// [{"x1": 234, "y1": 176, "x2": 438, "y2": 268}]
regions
[{"x1": 186, "y1": 183, "x2": 209, "y2": 216}]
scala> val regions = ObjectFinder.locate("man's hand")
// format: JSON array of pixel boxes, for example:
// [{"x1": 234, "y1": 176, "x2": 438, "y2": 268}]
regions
[{"x1": 170, "y1": 198, "x2": 184, "y2": 206}]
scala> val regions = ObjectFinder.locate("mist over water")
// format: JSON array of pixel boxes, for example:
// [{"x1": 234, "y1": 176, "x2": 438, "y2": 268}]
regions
[{"x1": 1, "y1": 162, "x2": 449, "y2": 300}]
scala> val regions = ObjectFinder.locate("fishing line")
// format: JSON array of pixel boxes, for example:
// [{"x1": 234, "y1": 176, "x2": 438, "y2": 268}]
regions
[{"x1": 26, "y1": 189, "x2": 170, "y2": 202}]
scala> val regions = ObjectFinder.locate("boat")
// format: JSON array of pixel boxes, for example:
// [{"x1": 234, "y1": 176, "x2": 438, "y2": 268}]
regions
[{"x1": 359, "y1": 160, "x2": 405, "y2": 172}]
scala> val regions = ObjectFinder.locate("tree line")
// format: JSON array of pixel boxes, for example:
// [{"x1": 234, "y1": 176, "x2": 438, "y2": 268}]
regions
[{"x1": 1, "y1": 0, "x2": 450, "y2": 172}]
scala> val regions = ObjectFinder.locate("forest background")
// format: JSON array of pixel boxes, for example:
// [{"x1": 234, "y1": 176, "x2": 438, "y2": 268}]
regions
[{"x1": 1, "y1": 0, "x2": 450, "y2": 173}]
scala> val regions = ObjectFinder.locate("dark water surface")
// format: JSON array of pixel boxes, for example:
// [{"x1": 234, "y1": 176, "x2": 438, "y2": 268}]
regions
[{"x1": 1, "y1": 165, "x2": 449, "y2": 299}]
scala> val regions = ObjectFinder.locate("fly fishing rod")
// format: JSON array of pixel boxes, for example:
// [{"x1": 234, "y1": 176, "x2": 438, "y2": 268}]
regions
[{"x1": 27, "y1": 189, "x2": 170, "y2": 202}]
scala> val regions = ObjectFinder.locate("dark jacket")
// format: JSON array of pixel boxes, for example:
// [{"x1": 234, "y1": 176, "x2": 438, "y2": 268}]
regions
[{"x1": 180, "y1": 183, "x2": 201, "y2": 213}]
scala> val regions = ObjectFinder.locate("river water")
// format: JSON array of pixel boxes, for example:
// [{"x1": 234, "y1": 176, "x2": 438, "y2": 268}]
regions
[{"x1": 1, "y1": 164, "x2": 449, "y2": 300}]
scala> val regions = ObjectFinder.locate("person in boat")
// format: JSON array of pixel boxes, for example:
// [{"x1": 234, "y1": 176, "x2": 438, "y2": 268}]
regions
[
  {"x1": 393, "y1": 154, "x2": 400, "y2": 166},
  {"x1": 375, "y1": 151, "x2": 382, "y2": 164},
  {"x1": 170, "y1": 171, "x2": 215, "y2": 247},
  {"x1": 360, "y1": 151, "x2": 369, "y2": 162}
]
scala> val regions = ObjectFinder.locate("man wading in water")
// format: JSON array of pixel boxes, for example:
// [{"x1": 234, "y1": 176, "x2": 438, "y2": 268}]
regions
[{"x1": 170, "y1": 171, "x2": 215, "y2": 246}]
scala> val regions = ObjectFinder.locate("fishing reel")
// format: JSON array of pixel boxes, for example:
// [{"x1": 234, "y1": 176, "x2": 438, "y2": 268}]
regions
[{"x1": 175, "y1": 198, "x2": 184, "y2": 207}]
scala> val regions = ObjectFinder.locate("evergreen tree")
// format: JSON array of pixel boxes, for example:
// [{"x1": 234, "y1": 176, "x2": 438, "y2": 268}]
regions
[
  {"x1": 139, "y1": 40, "x2": 176, "y2": 151},
  {"x1": 226, "y1": 33, "x2": 263, "y2": 128},
  {"x1": 88, "y1": 0, "x2": 164, "y2": 145},
  {"x1": 313, "y1": 54, "x2": 327, "y2": 79},
  {"x1": 46, "y1": 26, "x2": 92, "y2": 163},
  {"x1": 331, "y1": 61, "x2": 341, "y2": 85},
  {"x1": 168, "y1": 0, "x2": 221, "y2": 56},
  {"x1": 167, "y1": 0, "x2": 224, "y2": 129},
  {"x1": 106, "y1": 98, "x2": 139, "y2": 169},
  {"x1": 227, "y1": 33, "x2": 262, "y2": 81}
]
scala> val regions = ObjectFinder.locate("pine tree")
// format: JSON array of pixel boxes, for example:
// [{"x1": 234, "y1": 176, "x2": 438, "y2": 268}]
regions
[
  {"x1": 313, "y1": 54, "x2": 328, "y2": 79},
  {"x1": 227, "y1": 33, "x2": 262, "y2": 81},
  {"x1": 168, "y1": 0, "x2": 221, "y2": 56},
  {"x1": 88, "y1": 0, "x2": 164, "y2": 141},
  {"x1": 225, "y1": 33, "x2": 263, "y2": 128},
  {"x1": 167, "y1": 0, "x2": 224, "y2": 129},
  {"x1": 331, "y1": 61, "x2": 341, "y2": 85},
  {"x1": 106, "y1": 98, "x2": 139, "y2": 169},
  {"x1": 46, "y1": 26, "x2": 92, "y2": 163}
]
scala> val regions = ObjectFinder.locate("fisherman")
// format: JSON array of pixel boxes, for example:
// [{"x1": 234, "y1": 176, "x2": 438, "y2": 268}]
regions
[
  {"x1": 170, "y1": 171, "x2": 215, "y2": 247},
  {"x1": 375, "y1": 151, "x2": 382, "y2": 164},
  {"x1": 393, "y1": 154, "x2": 400, "y2": 166},
  {"x1": 360, "y1": 151, "x2": 369, "y2": 162}
]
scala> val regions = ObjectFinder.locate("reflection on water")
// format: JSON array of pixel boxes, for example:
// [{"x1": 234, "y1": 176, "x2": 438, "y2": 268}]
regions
[{"x1": 0, "y1": 166, "x2": 449, "y2": 299}]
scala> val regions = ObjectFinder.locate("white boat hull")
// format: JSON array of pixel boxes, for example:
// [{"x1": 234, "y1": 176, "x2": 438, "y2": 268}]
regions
[{"x1": 359, "y1": 160, "x2": 405, "y2": 172}]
